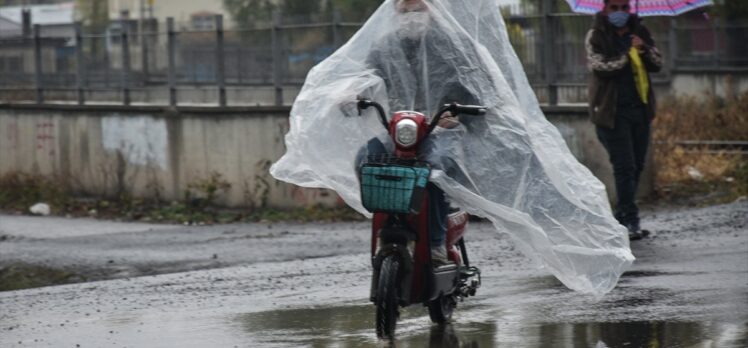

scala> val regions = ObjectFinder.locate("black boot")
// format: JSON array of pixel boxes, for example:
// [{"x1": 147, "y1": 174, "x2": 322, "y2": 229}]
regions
[{"x1": 626, "y1": 220, "x2": 644, "y2": 241}]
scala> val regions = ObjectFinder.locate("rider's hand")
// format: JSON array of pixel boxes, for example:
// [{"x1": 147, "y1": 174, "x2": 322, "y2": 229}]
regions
[
  {"x1": 339, "y1": 100, "x2": 359, "y2": 117},
  {"x1": 438, "y1": 111, "x2": 460, "y2": 129}
]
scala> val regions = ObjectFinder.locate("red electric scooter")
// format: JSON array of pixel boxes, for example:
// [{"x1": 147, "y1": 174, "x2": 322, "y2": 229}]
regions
[{"x1": 356, "y1": 97, "x2": 484, "y2": 339}]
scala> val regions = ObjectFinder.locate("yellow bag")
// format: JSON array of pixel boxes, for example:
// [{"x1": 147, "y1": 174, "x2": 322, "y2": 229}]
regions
[{"x1": 628, "y1": 47, "x2": 649, "y2": 104}]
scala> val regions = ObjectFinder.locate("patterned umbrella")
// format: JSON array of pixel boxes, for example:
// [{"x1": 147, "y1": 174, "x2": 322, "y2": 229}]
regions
[{"x1": 564, "y1": 0, "x2": 713, "y2": 16}]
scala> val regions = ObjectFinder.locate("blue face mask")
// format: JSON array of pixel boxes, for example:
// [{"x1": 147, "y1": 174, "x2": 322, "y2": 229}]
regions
[{"x1": 608, "y1": 11, "x2": 630, "y2": 28}]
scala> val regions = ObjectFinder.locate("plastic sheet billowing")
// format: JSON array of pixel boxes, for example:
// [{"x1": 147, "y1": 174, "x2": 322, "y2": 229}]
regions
[{"x1": 270, "y1": 0, "x2": 634, "y2": 295}]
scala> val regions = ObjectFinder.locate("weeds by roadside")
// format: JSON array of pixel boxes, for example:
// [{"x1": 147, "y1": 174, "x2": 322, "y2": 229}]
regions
[
  {"x1": 0, "y1": 263, "x2": 85, "y2": 291},
  {"x1": 0, "y1": 172, "x2": 365, "y2": 224},
  {"x1": 653, "y1": 92, "x2": 748, "y2": 205},
  {"x1": 0, "y1": 173, "x2": 71, "y2": 214}
]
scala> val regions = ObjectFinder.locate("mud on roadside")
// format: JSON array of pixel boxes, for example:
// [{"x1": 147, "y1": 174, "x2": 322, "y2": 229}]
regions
[{"x1": 0, "y1": 263, "x2": 86, "y2": 292}]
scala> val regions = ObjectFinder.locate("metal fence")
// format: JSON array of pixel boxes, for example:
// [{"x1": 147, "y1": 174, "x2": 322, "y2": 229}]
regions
[{"x1": 1, "y1": 8, "x2": 745, "y2": 107}]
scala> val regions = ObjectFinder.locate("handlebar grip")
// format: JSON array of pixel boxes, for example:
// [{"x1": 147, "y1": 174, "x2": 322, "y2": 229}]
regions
[
  {"x1": 455, "y1": 105, "x2": 487, "y2": 116},
  {"x1": 357, "y1": 97, "x2": 389, "y2": 129},
  {"x1": 357, "y1": 99, "x2": 372, "y2": 109},
  {"x1": 443, "y1": 103, "x2": 487, "y2": 116}
]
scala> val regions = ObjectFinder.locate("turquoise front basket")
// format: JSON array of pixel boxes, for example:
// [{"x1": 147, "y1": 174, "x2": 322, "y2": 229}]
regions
[{"x1": 360, "y1": 164, "x2": 431, "y2": 214}]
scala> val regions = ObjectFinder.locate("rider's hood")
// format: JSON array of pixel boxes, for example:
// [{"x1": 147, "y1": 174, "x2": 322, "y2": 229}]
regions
[{"x1": 270, "y1": 0, "x2": 634, "y2": 296}]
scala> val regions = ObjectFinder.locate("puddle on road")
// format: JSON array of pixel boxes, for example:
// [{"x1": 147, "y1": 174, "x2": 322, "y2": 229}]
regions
[{"x1": 236, "y1": 304, "x2": 748, "y2": 347}]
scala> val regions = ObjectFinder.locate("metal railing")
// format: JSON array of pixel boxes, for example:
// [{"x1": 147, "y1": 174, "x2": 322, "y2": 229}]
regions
[{"x1": 0, "y1": 8, "x2": 745, "y2": 107}]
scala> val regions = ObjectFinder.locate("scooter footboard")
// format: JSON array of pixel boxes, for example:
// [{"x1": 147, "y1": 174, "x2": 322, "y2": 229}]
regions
[{"x1": 428, "y1": 264, "x2": 459, "y2": 301}]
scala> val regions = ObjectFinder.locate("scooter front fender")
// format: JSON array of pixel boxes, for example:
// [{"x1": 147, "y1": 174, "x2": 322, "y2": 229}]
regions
[{"x1": 370, "y1": 244, "x2": 414, "y2": 306}]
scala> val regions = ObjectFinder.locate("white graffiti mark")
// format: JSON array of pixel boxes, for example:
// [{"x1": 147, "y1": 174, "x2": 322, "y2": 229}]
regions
[{"x1": 102, "y1": 116, "x2": 168, "y2": 170}]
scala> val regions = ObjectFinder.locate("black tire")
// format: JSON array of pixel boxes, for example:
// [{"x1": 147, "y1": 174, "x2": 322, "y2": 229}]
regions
[
  {"x1": 375, "y1": 256, "x2": 400, "y2": 339},
  {"x1": 427, "y1": 294, "x2": 455, "y2": 324}
]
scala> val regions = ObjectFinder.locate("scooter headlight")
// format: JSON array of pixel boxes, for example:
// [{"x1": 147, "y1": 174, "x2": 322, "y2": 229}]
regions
[{"x1": 395, "y1": 119, "x2": 418, "y2": 147}]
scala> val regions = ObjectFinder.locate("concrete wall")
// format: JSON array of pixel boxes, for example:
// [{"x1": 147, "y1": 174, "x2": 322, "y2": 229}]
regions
[
  {"x1": 545, "y1": 108, "x2": 653, "y2": 204},
  {"x1": 543, "y1": 71, "x2": 748, "y2": 105},
  {"x1": 668, "y1": 70, "x2": 748, "y2": 99},
  {"x1": 0, "y1": 105, "x2": 342, "y2": 209},
  {"x1": 0, "y1": 104, "x2": 642, "y2": 209}
]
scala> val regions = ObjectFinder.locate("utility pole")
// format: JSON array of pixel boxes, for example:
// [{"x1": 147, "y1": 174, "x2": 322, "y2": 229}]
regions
[
  {"x1": 139, "y1": 0, "x2": 145, "y2": 34},
  {"x1": 541, "y1": 0, "x2": 558, "y2": 106},
  {"x1": 215, "y1": 15, "x2": 226, "y2": 107}
]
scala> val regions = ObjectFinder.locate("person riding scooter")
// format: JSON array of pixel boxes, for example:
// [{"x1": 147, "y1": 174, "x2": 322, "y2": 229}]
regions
[
  {"x1": 355, "y1": 0, "x2": 492, "y2": 265},
  {"x1": 272, "y1": 0, "x2": 635, "y2": 297}
]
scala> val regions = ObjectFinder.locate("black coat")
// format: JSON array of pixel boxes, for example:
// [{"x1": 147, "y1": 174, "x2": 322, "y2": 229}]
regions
[{"x1": 585, "y1": 12, "x2": 664, "y2": 129}]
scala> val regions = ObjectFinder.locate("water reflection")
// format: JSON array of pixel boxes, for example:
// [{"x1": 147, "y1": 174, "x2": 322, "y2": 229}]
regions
[
  {"x1": 508, "y1": 321, "x2": 746, "y2": 348},
  {"x1": 426, "y1": 324, "x2": 486, "y2": 348},
  {"x1": 235, "y1": 304, "x2": 492, "y2": 347},
  {"x1": 236, "y1": 304, "x2": 748, "y2": 347},
  {"x1": 235, "y1": 304, "x2": 369, "y2": 346},
  {"x1": 535, "y1": 321, "x2": 706, "y2": 348}
]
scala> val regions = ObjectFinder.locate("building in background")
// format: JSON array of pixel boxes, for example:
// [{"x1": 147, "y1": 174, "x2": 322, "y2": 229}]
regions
[
  {"x1": 107, "y1": 0, "x2": 233, "y2": 29},
  {"x1": 0, "y1": 2, "x2": 74, "y2": 83},
  {"x1": 0, "y1": 2, "x2": 75, "y2": 37},
  {"x1": 0, "y1": 13, "x2": 21, "y2": 37}
]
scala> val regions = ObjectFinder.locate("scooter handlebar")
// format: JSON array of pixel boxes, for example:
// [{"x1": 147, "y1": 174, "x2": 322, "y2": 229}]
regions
[
  {"x1": 355, "y1": 98, "x2": 487, "y2": 134},
  {"x1": 426, "y1": 103, "x2": 487, "y2": 135},
  {"x1": 452, "y1": 104, "x2": 487, "y2": 116},
  {"x1": 357, "y1": 96, "x2": 388, "y2": 129}
]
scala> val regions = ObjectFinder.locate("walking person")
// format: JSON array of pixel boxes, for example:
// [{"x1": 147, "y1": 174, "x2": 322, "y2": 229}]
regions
[{"x1": 585, "y1": 0, "x2": 663, "y2": 240}]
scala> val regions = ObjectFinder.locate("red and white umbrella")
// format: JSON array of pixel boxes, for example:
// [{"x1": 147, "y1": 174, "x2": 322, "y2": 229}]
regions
[{"x1": 564, "y1": 0, "x2": 713, "y2": 16}]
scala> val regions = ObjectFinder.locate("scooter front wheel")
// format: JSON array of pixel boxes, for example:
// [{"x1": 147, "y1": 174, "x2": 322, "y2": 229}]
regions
[{"x1": 375, "y1": 255, "x2": 400, "y2": 339}]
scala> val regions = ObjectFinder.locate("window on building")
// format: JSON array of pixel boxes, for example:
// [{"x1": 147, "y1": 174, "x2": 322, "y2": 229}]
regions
[{"x1": 191, "y1": 13, "x2": 216, "y2": 31}]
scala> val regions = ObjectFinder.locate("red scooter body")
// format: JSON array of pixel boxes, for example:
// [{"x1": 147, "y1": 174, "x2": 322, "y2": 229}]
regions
[
  {"x1": 371, "y1": 209, "x2": 469, "y2": 303},
  {"x1": 356, "y1": 99, "x2": 482, "y2": 338}
]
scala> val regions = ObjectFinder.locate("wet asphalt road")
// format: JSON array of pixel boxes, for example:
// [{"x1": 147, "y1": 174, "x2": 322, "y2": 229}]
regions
[{"x1": 0, "y1": 201, "x2": 746, "y2": 347}]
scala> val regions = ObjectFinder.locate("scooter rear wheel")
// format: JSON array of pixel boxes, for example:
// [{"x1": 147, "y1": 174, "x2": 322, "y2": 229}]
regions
[
  {"x1": 375, "y1": 256, "x2": 400, "y2": 339},
  {"x1": 427, "y1": 294, "x2": 455, "y2": 324}
]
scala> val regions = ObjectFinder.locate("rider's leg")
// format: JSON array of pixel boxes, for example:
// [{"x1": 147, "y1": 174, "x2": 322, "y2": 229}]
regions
[{"x1": 428, "y1": 183, "x2": 449, "y2": 265}]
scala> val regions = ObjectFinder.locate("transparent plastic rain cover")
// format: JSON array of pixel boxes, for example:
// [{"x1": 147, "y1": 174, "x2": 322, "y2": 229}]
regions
[{"x1": 270, "y1": 0, "x2": 634, "y2": 295}]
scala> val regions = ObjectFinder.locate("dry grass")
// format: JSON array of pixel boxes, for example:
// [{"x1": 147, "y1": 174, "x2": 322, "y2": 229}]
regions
[
  {"x1": 653, "y1": 91, "x2": 748, "y2": 204},
  {"x1": 0, "y1": 173, "x2": 71, "y2": 214}
]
